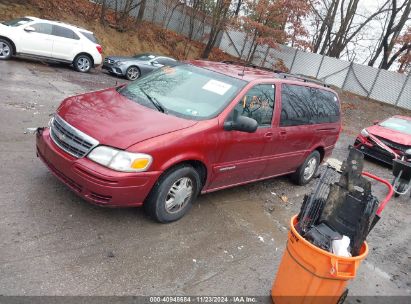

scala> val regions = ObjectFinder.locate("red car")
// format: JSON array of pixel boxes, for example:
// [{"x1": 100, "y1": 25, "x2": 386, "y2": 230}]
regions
[
  {"x1": 354, "y1": 115, "x2": 411, "y2": 164},
  {"x1": 36, "y1": 61, "x2": 341, "y2": 222}
]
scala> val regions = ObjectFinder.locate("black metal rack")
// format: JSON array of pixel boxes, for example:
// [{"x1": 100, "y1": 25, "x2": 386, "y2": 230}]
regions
[{"x1": 220, "y1": 61, "x2": 330, "y2": 87}]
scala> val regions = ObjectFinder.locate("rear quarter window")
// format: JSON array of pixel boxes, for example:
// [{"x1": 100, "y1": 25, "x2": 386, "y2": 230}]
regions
[
  {"x1": 80, "y1": 31, "x2": 98, "y2": 43},
  {"x1": 52, "y1": 25, "x2": 80, "y2": 40},
  {"x1": 280, "y1": 84, "x2": 340, "y2": 127}
]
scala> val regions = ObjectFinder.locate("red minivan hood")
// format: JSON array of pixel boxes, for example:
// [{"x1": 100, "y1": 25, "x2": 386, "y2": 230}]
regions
[
  {"x1": 57, "y1": 87, "x2": 198, "y2": 149},
  {"x1": 367, "y1": 125, "x2": 411, "y2": 146}
]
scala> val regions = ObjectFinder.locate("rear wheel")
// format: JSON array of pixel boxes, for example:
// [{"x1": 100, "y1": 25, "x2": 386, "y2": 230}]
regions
[
  {"x1": 125, "y1": 66, "x2": 140, "y2": 80},
  {"x1": 291, "y1": 151, "x2": 321, "y2": 185},
  {"x1": 0, "y1": 39, "x2": 13, "y2": 60},
  {"x1": 73, "y1": 54, "x2": 92, "y2": 73},
  {"x1": 144, "y1": 165, "x2": 201, "y2": 223},
  {"x1": 393, "y1": 181, "x2": 406, "y2": 198}
]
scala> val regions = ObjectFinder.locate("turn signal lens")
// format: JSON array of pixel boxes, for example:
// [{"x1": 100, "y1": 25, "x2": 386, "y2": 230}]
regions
[{"x1": 131, "y1": 158, "x2": 150, "y2": 169}]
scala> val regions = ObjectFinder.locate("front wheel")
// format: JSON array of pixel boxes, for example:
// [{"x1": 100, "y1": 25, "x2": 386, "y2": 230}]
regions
[
  {"x1": 144, "y1": 165, "x2": 201, "y2": 223},
  {"x1": 125, "y1": 66, "x2": 140, "y2": 80},
  {"x1": 291, "y1": 151, "x2": 321, "y2": 185},
  {"x1": 73, "y1": 54, "x2": 92, "y2": 73},
  {"x1": 0, "y1": 39, "x2": 13, "y2": 60}
]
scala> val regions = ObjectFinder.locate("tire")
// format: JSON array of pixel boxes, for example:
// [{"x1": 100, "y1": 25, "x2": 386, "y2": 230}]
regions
[
  {"x1": 291, "y1": 150, "x2": 321, "y2": 185},
  {"x1": 125, "y1": 66, "x2": 140, "y2": 80},
  {"x1": 73, "y1": 54, "x2": 92, "y2": 73},
  {"x1": 393, "y1": 181, "x2": 406, "y2": 198},
  {"x1": 0, "y1": 39, "x2": 13, "y2": 60},
  {"x1": 144, "y1": 165, "x2": 201, "y2": 223}
]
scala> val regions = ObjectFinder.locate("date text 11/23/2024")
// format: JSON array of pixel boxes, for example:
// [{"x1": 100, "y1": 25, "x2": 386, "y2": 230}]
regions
[{"x1": 149, "y1": 297, "x2": 259, "y2": 303}]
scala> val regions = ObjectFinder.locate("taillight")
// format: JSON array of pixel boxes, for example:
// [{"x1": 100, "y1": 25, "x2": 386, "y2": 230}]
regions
[{"x1": 96, "y1": 45, "x2": 103, "y2": 54}]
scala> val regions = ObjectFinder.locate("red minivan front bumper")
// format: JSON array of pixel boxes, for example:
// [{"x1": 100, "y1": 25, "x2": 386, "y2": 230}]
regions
[{"x1": 36, "y1": 128, "x2": 161, "y2": 207}]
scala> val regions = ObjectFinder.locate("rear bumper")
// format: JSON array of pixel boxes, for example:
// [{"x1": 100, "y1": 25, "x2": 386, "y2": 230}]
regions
[{"x1": 36, "y1": 128, "x2": 161, "y2": 207}]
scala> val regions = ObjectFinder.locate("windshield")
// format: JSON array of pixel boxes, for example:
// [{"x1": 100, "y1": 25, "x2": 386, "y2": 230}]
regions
[
  {"x1": 2, "y1": 17, "x2": 32, "y2": 27},
  {"x1": 118, "y1": 64, "x2": 246, "y2": 120},
  {"x1": 80, "y1": 31, "x2": 98, "y2": 43},
  {"x1": 133, "y1": 54, "x2": 157, "y2": 61},
  {"x1": 379, "y1": 117, "x2": 411, "y2": 135}
]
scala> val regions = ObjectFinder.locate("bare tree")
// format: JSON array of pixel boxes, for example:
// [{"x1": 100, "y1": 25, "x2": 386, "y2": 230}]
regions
[
  {"x1": 136, "y1": 0, "x2": 147, "y2": 24},
  {"x1": 310, "y1": 0, "x2": 340, "y2": 53},
  {"x1": 234, "y1": 0, "x2": 243, "y2": 16},
  {"x1": 368, "y1": 0, "x2": 411, "y2": 70},
  {"x1": 201, "y1": 0, "x2": 232, "y2": 58},
  {"x1": 111, "y1": 0, "x2": 145, "y2": 31},
  {"x1": 164, "y1": 0, "x2": 185, "y2": 28},
  {"x1": 99, "y1": 0, "x2": 108, "y2": 24},
  {"x1": 309, "y1": 0, "x2": 390, "y2": 58},
  {"x1": 183, "y1": 0, "x2": 208, "y2": 58}
]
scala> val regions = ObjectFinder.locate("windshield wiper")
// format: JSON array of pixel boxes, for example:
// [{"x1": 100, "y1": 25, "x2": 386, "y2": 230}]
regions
[{"x1": 139, "y1": 88, "x2": 166, "y2": 113}]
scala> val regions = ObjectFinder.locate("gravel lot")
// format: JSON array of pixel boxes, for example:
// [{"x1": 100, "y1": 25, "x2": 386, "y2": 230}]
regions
[{"x1": 0, "y1": 58, "x2": 410, "y2": 299}]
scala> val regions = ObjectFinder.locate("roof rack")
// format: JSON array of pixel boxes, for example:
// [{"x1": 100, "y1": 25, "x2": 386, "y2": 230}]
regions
[
  {"x1": 52, "y1": 20, "x2": 91, "y2": 32},
  {"x1": 221, "y1": 61, "x2": 329, "y2": 88},
  {"x1": 221, "y1": 60, "x2": 274, "y2": 72},
  {"x1": 274, "y1": 71, "x2": 330, "y2": 88}
]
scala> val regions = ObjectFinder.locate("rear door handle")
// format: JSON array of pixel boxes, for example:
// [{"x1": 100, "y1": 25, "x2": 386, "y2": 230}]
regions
[
  {"x1": 316, "y1": 127, "x2": 337, "y2": 132},
  {"x1": 264, "y1": 132, "x2": 273, "y2": 138}
]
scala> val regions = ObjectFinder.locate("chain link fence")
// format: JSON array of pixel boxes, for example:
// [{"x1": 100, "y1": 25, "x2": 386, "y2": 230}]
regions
[
  {"x1": 102, "y1": 0, "x2": 213, "y2": 43},
  {"x1": 220, "y1": 30, "x2": 411, "y2": 110}
]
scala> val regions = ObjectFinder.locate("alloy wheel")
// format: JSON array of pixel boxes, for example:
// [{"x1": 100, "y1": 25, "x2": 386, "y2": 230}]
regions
[
  {"x1": 127, "y1": 67, "x2": 140, "y2": 80},
  {"x1": 77, "y1": 57, "x2": 90, "y2": 72},
  {"x1": 0, "y1": 42, "x2": 11, "y2": 59}
]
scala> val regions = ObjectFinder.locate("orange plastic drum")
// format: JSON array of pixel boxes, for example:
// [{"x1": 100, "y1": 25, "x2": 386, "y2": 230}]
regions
[{"x1": 271, "y1": 215, "x2": 368, "y2": 304}]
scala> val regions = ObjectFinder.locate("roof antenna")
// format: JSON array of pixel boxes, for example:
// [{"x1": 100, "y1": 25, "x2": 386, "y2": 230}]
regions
[{"x1": 238, "y1": 60, "x2": 246, "y2": 77}]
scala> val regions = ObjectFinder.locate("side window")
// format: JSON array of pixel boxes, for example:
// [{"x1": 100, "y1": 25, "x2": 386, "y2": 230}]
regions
[
  {"x1": 232, "y1": 84, "x2": 275, "y2": 127},
  {"x1": 280, "y1": 84, "x2": 340, "y2": 127},
  {"x1": 52, "y1": 25, "x2": 79, "y2": 40},
  {"x1": 156, "y1": 58, "x2": 176, "y2": 66},
  {"x1": 31, "y1": 23, "x2": 53, "y2": 35},
  {"x1": 311, "y1": 89, "x2": 340, "y2": 124}
]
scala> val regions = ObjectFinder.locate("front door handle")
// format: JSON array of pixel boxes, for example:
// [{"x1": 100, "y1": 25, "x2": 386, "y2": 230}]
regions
[
  {"x1": 279, "y1": 130, "x2": 287, "y2": 138},
  {"x1": 264, "y1": 132, "x2": 274, "y2": 138}
]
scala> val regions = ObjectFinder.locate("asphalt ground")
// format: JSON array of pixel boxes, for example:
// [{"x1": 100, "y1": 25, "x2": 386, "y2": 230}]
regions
[{"x1": 0, "y1": 58, "x2": 410, "y2": 299}]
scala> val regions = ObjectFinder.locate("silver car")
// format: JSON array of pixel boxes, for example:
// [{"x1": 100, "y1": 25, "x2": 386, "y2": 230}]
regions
[{"x1": 102, "y1": 53, "x2": 177, "y2": 80}]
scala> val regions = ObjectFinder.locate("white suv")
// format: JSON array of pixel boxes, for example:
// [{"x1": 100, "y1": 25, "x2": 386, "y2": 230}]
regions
[{"x1": 0, "y1": 16, "x2": 102, "y2": 73}]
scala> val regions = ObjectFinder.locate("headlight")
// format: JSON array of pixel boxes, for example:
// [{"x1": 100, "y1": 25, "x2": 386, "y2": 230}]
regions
[
  {"x1": 48, "y1": 116, "x2": 54, "y2": 127},
  {"x1": 114, "y1": 61, "x2": 125, "y2": 66},
  {"x1": 88, "y1": 146, "x2": 152, "y2": 172},
  {"x1": 360, "y1": 128, "x2": 369, "y2": 137}
]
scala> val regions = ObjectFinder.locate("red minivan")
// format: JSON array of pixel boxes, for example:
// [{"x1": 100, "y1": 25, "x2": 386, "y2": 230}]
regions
[{"x1": 36, "y1": 61, "x2": 341, "y2": 222}]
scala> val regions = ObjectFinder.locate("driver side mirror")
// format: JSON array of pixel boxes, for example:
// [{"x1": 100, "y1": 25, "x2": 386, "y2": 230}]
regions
[
  {"x1": 373, "y1": 120, "x2": 380, "y2": 125},
  {"x1": 24, "y1": 26, "x2": 36, "y2": 32},
  {"x1": 224, "y1": 115, "x2": 258, "y2": 133}
]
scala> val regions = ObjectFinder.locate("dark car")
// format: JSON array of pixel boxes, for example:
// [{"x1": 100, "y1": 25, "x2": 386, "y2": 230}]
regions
[
  {"x1": 102, "y1": 53, "x2": 177, "y2": 80},
  {"x1": 36, "y1": 61, "x2": 341, "y2": 223},
  {"x1": 354, "y1": 115, "x2": 411, "y2": 164}
]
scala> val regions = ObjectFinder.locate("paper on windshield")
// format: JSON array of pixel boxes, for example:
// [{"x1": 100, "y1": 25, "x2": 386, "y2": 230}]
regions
[{"x1": 202, "y1": 79, "x2": 232, "y2": 96}]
